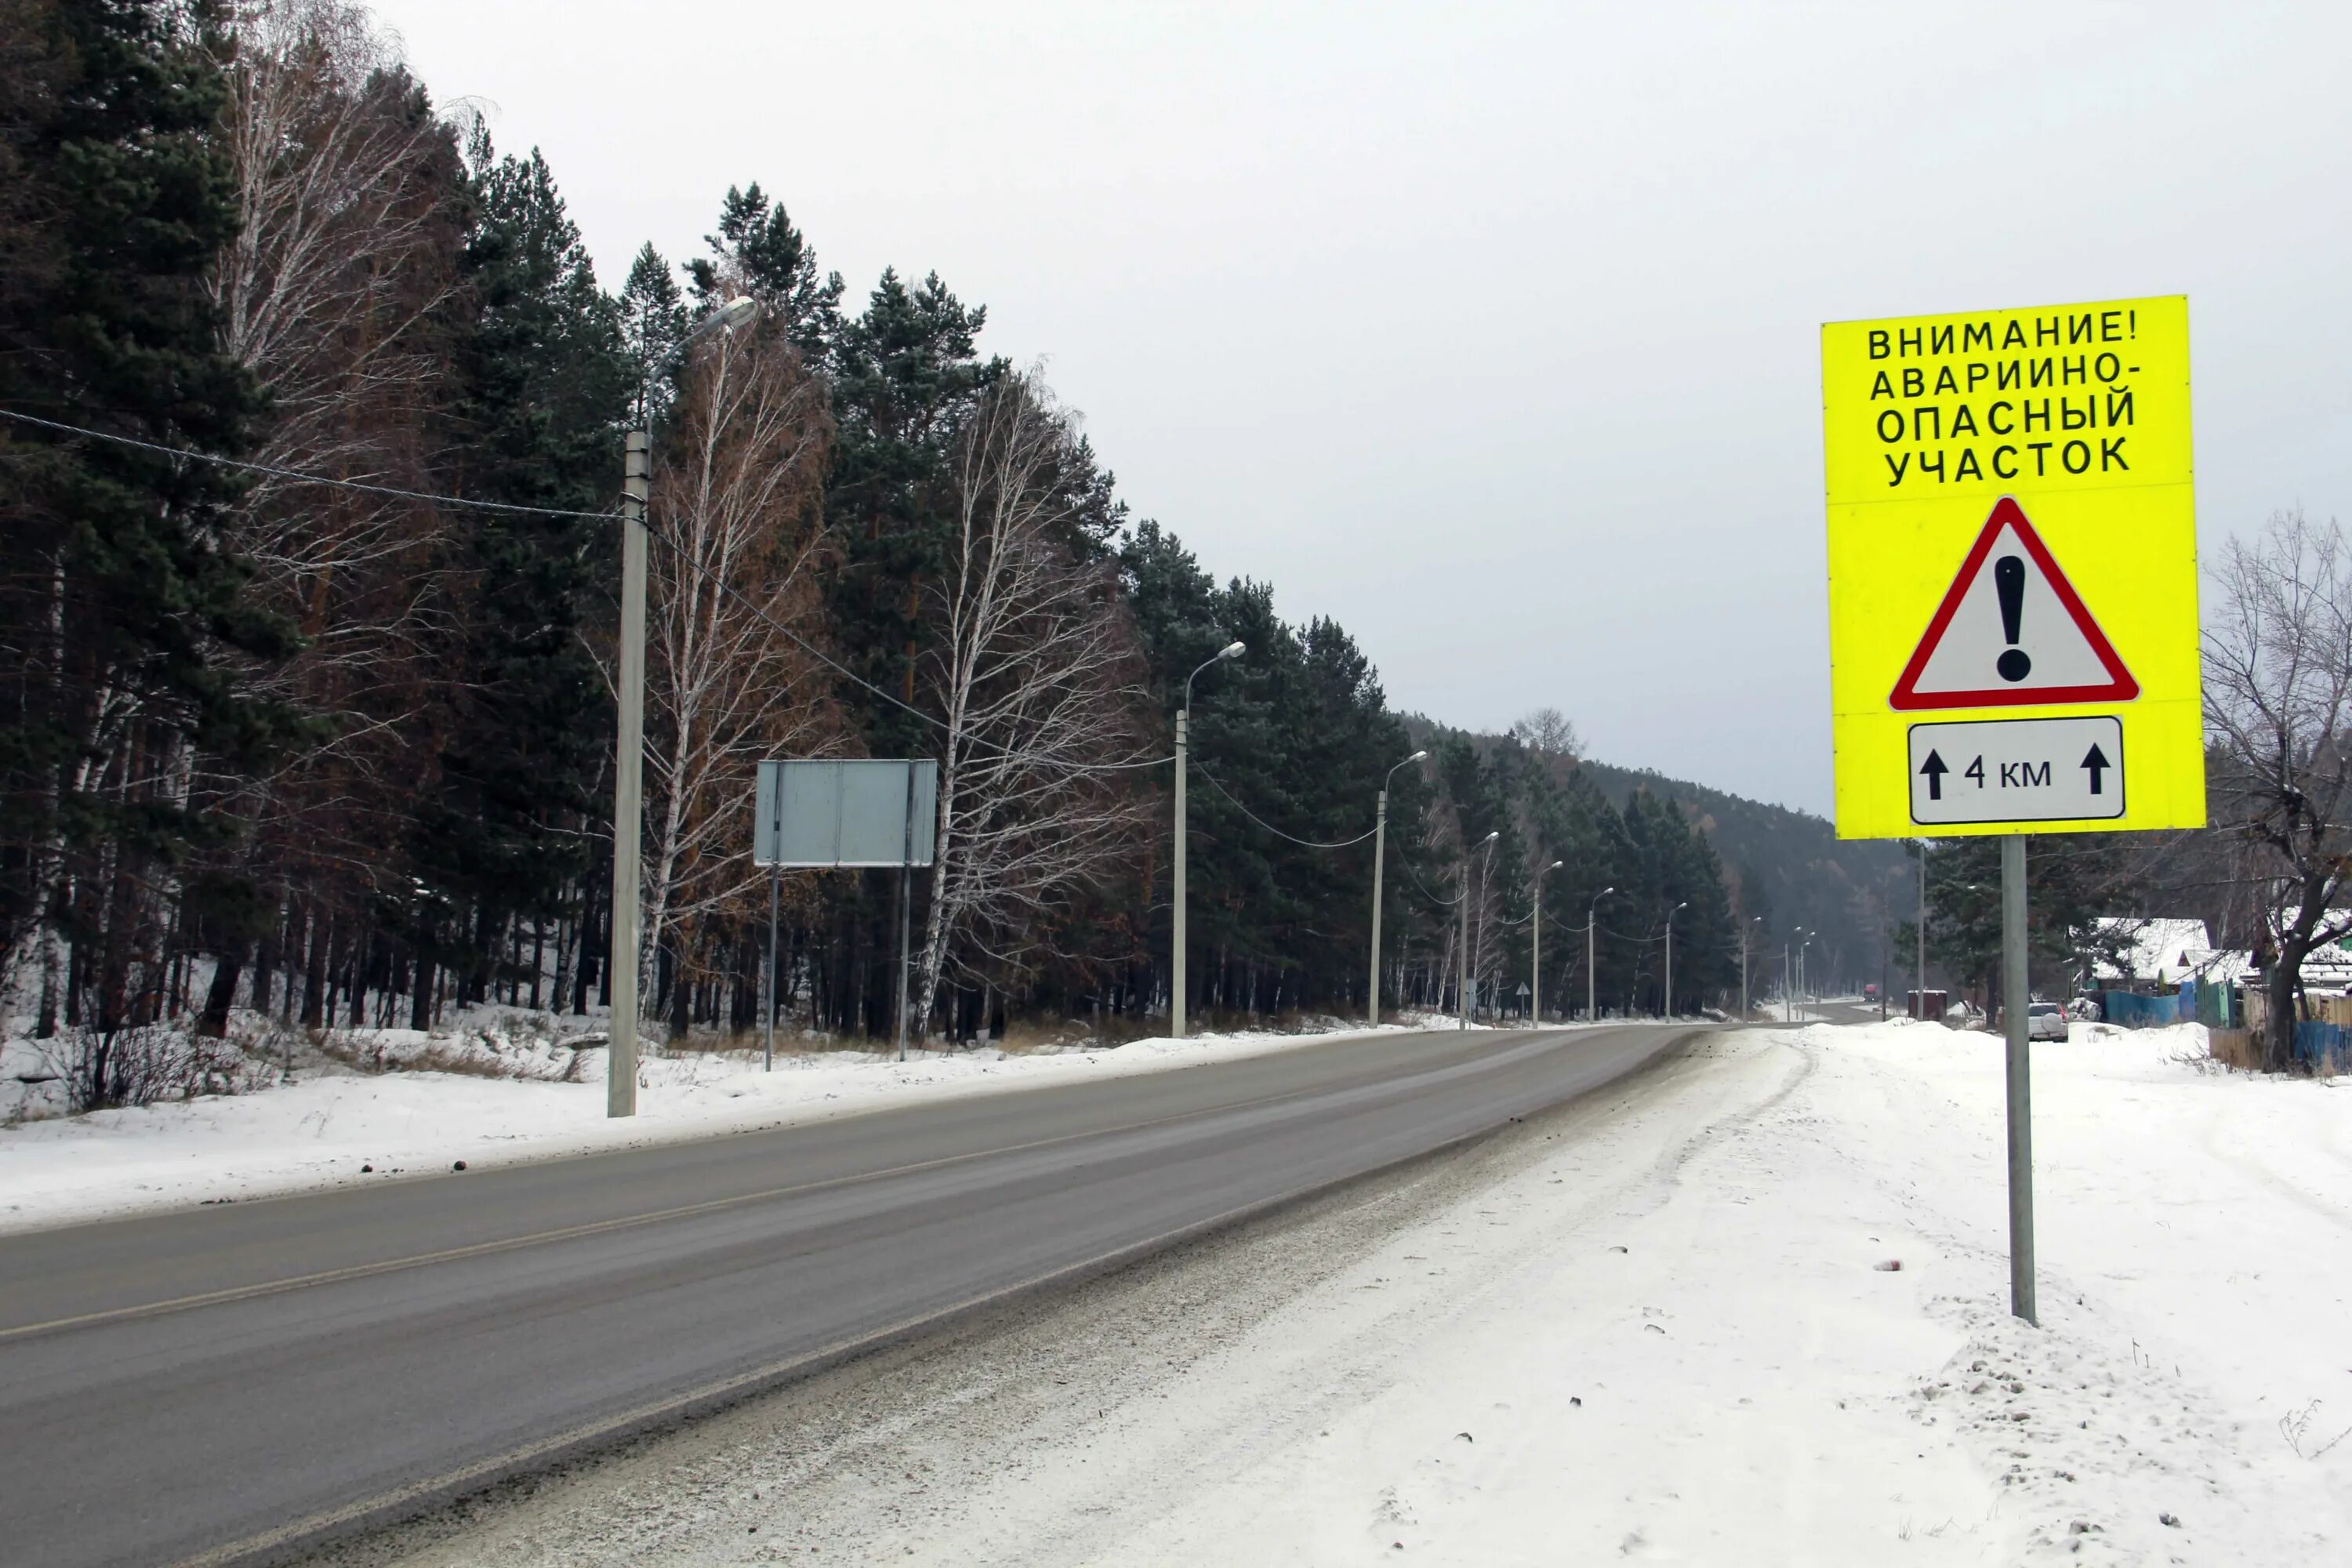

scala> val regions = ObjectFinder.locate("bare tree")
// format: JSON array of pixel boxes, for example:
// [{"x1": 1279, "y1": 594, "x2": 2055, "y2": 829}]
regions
[
  {"x1": 188, "y1": 0, "x2": 466, "y2": 1029},
  {"x1": 212, "y1": 0, "x2": 459, "y2": 720},
  {"x1": 1511, "y1": 706, "x2": 1584, "y2": 761},
  {"x1": 911, "y1": 372, "x2": 1155, "y2": 1036},
  {"x1": 2204, "y1": 510, "x2": 2352, "y2": 1069},
  {"x1": 637, "y1": 317, "x2": 835, "y2": 1032}
]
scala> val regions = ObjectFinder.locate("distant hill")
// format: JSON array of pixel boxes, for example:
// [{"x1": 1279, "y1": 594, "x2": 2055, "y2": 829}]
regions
[
  {"x1": 1403, "y1": 717, "x2": 1914, "y2": 994},
  {"x1": 1570, "y1": 757, "x2": 1913, "y2": 993}
]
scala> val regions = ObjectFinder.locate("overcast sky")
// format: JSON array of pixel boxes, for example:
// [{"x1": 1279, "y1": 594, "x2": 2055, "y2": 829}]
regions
[{"x1": 374, "y1": 1, "x2": 2351, "y2": 816}]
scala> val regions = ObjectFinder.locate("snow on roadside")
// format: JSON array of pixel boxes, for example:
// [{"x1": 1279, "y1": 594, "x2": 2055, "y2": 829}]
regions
[
  {"x1": 854, "y1": 1018, "x2": 2352, "y2": 1564},
  {"x1": 0, "y1": 1012, "x2": 1552, "y2": 1234}
]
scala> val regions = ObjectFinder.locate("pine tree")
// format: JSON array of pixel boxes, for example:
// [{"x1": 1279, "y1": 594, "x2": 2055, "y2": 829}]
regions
[
  {"x1": 619, "y1": 242, "x2": 688, "y2": 430},
  {"x1": 0, "y1": 0, "x2": 296, "y2": 1059},
  {"x1": 686, "y1": 183, "x2": 842, "y2": 361},
  {"x1": 826, "y1": 268, "x2": 999, "y2": 753},
  {"x1": 402, "y1": 125, "x2": 628, "y2": 1022}
]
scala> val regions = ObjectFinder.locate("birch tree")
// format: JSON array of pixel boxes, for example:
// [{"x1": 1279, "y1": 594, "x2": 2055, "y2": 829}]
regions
[
  {"x1": 637, "y1": 312, "x2": 835, "y2": 1030},
  {"x1": 912, "y1": 373, "x2": 1153, "y2": 1035},
  {"x1": 194, "y1": 0, "x2": 463, "y2": 1026}
]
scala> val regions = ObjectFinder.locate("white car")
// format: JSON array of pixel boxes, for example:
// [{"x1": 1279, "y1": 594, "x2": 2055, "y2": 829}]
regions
[{"x1": 2027, "y1": 1002, "x2": 2069, "y2": 1041}]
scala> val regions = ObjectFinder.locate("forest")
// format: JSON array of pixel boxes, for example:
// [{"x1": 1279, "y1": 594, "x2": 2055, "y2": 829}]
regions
[{"x1": 1, "y1": 1, "x2": 1827, "y2": 1108}]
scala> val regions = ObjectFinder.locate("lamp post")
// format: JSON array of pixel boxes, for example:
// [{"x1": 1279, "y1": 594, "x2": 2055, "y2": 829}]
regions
[
  {"x1": 610, "y1": 296, "x2": 759, "y2": 1120},
  {"x1": 1587, "y1": 886, "x2": 1615, "y2": 1021},
  {"x1": 1741, "y1": 914, "x2": 1763, "y2": 1018},
  {"x1": 1367, "y1": 750, "x2": 1428, "y2": 1027},
  {"x1": 1459, "y1": 829, "x2": 1497, "y2": 1028},
  {"x1": 1662, "y1": 900, "x2": 1688, "y2": 1018},
  {"x1": 1799, "y1": 931, "x2": 1814, "y2": 1014},
  {"x1": 1173, "y1": 641, "x2": 1245, "y2": 1040},
  {"x1": 1531, "y1": 861, "x2": 1563, "y2": 1023}
]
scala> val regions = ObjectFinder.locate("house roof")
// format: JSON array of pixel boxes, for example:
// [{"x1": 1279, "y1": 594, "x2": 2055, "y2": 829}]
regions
[{"x1": 2092, "y1": 917, "x2": 2212, "y2": 983}]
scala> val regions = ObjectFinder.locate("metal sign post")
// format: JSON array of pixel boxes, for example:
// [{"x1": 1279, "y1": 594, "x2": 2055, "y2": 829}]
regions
[{"x1": 2002, "y1": 834, "x2": 2037, "y2": 1323}]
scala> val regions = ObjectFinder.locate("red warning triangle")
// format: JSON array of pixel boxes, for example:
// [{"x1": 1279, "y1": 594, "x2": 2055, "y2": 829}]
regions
[{"x1": 1889, "y1": 496, "x2": 2137, "y2": 711}]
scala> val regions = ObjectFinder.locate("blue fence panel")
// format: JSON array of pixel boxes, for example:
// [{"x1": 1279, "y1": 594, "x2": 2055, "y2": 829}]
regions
[
  {"x1": 2103, "y1": 990, "x2": 2184, "y2": 1029},
  {"x1": 2294, "y1": 1020, "x2": 2347, "y2": 1065},
  {"x1": 2189, "y1": 981, "x2": 2237, "y2": 1029}
]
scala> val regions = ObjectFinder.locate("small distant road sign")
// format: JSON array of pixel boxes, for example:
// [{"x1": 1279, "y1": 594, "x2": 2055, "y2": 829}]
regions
[
  {"x1": 753, "y1": 759, "x2": 936, "y2": 868},
  {"x1": 1821, "y1": 295, "x2": 2204, "y2": 839}
]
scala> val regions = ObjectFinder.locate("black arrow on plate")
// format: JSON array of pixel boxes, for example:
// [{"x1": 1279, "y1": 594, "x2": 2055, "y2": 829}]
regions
[
  {"x1": 1920, "y1": 750, "x2": 1947, "y2": 801},
  {"x1": 2082, "y1": 743, "x2": 2110, "y2": 795}
]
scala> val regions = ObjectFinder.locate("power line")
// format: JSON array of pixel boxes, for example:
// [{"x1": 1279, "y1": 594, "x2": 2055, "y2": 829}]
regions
[
  {"x1": 0, "y1": 405, "x2": 619, "y2": 519},
  {"x1": 1399, "y1": 857, "x2": 1465, "y2": 907},
  {"x1": 637, "y1": 516, "x2": 1176, "y2": 775},
  {"x1": 0, "y1": 402, "x2": 1178, "y2": 776},
  {"x1": 1191, "y1": 763, "x2": 1378, "y2": 848}
]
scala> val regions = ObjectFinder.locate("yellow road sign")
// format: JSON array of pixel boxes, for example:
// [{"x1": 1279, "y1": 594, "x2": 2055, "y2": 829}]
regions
[{"x1": 1822, "y1": 295, "x2": 2203, "y2": 839}]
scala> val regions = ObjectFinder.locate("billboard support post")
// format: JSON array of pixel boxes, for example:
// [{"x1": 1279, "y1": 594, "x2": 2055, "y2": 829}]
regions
[
  {"x1": 895, "y1": 762, "x2": 916, "y2": 1062},
  {"x1": 765, "y1": 866, "x2": 779, "y2": 1073}
]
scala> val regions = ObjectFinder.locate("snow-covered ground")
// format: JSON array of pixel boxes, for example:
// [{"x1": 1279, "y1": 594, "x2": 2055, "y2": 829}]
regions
[
  {"x1": 1085, "y1": 1019, "x2": 2352, "y2": 1564},
  {"x1": 354, "y1": 1018, "x2": 2352, "y2": 1566},
  {"x1": 0, "y1": 1012, "x2": 1517, "y2": 1234}
]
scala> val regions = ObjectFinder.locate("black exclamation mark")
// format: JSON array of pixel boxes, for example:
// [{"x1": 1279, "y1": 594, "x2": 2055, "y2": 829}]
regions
[{"x1": 1995, "y1": 556, "x2": 2031, "y2": 682}]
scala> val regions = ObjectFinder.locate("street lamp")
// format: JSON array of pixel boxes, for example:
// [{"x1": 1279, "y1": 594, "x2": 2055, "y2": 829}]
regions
[
  {"x1": 1367, "y1": 750, "x2": 1428, "y2": 1027},
  {"x1": 1460, "y1": 829, "x2": 1498, "y2": 1029},
  {"x1": 1531, "y1": 861, "x2": 1563, "y2": 1024},
  {"x1": 1799, "y1": 931, "x2": 1815, "y2": 1014},
  {"x1": 611, "y1": 298, "x2": 761, "y2": 1119},
  {"x1": 1740, "y1": 915, "x2": 1763, "y2": 1018},
  {"x1": 1587, "y1": 886, "x2": 1615, "y2": 1022},
  {"x1": 1662, "y1": 900, "x2": 1689, "y2": 1019},
  {"x1": 1173, "y1": 641, "x2": 1245, "y2": 1040},
  {"x1": 1784, "y1": 929, "x2": 1802, "y2": 1024}
]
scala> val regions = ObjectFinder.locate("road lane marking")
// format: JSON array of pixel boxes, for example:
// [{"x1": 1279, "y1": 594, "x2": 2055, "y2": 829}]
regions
[{"x1": 0, "y1": 1030, "x2": 1591, "y2": 1344}]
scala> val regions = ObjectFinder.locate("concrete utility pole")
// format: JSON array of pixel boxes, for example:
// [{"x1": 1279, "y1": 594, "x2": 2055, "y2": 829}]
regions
[
  {"x1": 2002, "y1": 834, "x2": 2037, "y2": 1323},
  {"x1": 609, "y1": 298, "x2": 757, "y2": 1118},
  {"x1": 1458, "y1": 830, "x2": 1497, "y2": 1028},
  {"x1": 608, "y1": 430, "x2": 650, "y2": 1118},
  {"x1": 1587, "y1": 887, "x2": 1614, "y2": 1021},
  {"x1": 1472, "y1": 832, "x2": 1500, "y2": 1025},
  {"x1": 1173, "y1": 642, "x2": 1243, "y2": 1040},
  {"x1": 1367, "y1": 750, "x2": 1428, "y2": 1028},
  {"x1": 1531, "y1": 861, "x2": 1562, "y2": 1022},
  {"x1": 1662, "y1": 900, "x2": 1687, "y2": 1018},
  {"x1": 1741, "y1": 914, "x2": 1762, "y2": 1018}
]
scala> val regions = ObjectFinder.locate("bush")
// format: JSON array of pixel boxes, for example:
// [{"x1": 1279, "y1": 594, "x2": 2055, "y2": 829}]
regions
[{"x1": 64, "y1": 1024, "x2": 263, "y2": 1112}]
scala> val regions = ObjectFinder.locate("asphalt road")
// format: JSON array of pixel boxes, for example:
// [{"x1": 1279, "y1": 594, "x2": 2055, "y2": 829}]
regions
[{"x1": 0, "y1": 1023, "x2": 1692, "y2": 1568}]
